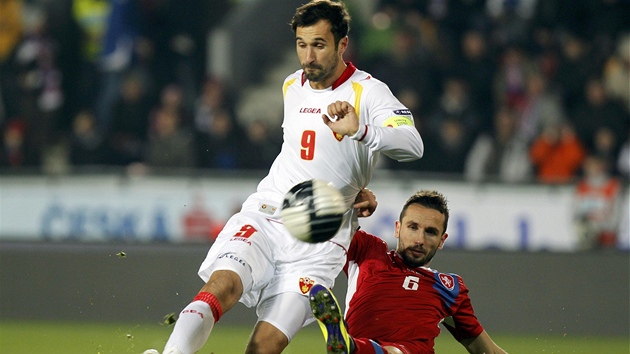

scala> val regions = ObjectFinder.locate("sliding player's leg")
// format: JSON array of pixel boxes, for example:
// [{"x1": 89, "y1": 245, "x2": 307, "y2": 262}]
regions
[
  {"x1": 309, "y1": 284, "x2": 353, "y2": 354},
  {"x1": 148, "y1": 211, "x2": 276, "y2": 354},
  {"x1": 245, "y1": 291, "x2": 312, "y2": 354},
  {"x1": 163, "y1": 269, "x2": 244, "y2": 354}
]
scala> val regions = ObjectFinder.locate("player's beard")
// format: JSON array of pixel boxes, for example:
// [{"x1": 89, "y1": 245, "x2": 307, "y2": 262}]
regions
[
  {"x1": 397, "y1": 244, "x2": 438, "y2": 268},
  {"x1": 302, "y1": 50, "x2": 339, "y2": 83}
]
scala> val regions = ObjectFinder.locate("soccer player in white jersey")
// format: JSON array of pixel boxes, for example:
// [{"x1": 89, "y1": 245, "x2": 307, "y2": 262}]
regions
[{"x1": 145, "y1": 1, "x2": 423, "y2": 353}]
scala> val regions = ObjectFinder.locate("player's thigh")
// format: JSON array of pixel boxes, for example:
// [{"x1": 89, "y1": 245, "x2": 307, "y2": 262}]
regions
[
  {"x1": 275, "y1": 240, "x2": 347, "y2": 289},
  {"x1": 255, "y1": 291, "x2": 312, "y2": 343},
  {"x1": 198, "y1": 212, "x2": 276, "y2": 299}
]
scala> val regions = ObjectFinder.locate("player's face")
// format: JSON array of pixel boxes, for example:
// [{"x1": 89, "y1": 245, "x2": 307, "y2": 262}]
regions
[
  {"x1": 395, "y1": 204, "x2": 448, "y2": 268},
  {"x1": 295, "y1": 20, "x2": 347, "y2": 89}
]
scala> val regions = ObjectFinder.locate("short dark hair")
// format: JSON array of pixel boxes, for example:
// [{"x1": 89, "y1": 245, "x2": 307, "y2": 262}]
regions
[
  {"x1": 399, "y1": 190, "x2": 450, "y2": 234},
  {"x1": 290, "y1": 0, "x2": 351, "y2": 45}
]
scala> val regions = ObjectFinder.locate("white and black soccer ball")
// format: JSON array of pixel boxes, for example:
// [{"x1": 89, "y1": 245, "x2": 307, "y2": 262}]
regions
[{"x1": 280, "y1": 179, "x2": 346, "y2": 243}]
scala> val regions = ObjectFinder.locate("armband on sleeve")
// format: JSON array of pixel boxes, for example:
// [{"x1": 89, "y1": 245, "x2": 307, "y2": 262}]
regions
[{"x1": 382, "y1": 115, "x2": 414, "y2": 128}]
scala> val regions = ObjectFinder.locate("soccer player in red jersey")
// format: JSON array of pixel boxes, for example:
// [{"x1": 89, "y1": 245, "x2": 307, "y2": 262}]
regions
[{"x1": 310, "y1": 190, "x2": 507, "y2": 354}]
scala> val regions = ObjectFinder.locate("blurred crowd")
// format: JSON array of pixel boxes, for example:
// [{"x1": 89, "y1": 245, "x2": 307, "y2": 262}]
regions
[
  {"x1": 0, "y1": 0, "x2": 628, "y2": 180},
  {"x1": 351, "y1": 0, "x2": 629, "y2": 184},
  {"x1": 0, "y1": 0, "x2": 281, "y2": 173},
  {"x1": 0, "y1": 0, "x2": 628, "y2": 249},
  {"x1": 351, "y1": 0, "x2": 629, "y2": 250}
]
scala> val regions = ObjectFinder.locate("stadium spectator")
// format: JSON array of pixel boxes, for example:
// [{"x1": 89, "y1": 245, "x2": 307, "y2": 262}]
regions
[
  {"x1": 143, "y1": 106, "x2": 195, "y2": 169},
  {"x1": 193, "y1": 76, "x2": 236, "y2": 137},
  {"x1": 107, "y1": 72, "x2": 152, "y2": 166},
  {"x1": 485, "y1": 0, "x2": 536, "y2": 48},
  {"x1": 492, "y1": 45, "x2": 537, "y2": 112},
  {"x1": 465, "y1": 105, "x2": 532, "y2": 183},
  {"x1": 589, "y1": 126, "x2": 621, "y2": 176},
  {"x1": 420, "y1": 117, "x2": 471, "y2": 175},
  {"x1": 602, "y1": 34, "x2": 630, "y2": 112},
  {"x1": 386, "y1": 115, "x2": 470, "y2": 175},
  {"x1": 529, "y1": 120, "x2": 586, "y2": 184},
  {"x1": 309, "y1": 190, "x2": 507, "y2": 354},
  {"x1": 71, "y1": 0, "x2": 111, "y2": 113},
  {"x1": 570, "y1": 77, "x2": 629, "y2": 156},
  {"x1": 363, "y1": 24, "x2": 436, "y2": 117},
  {"x1": 157, "y1": 84, "x2": 193, "y2": 129},
  {"x1": 573, "y1": 154, "x2": 623, "y2": 250},
  {"x1": 617, "y1": 130, "x2": 630, "y2": 180},
  {"x1": 145, "y1": 2, "x2": 423, "y2": 354},
  {"x1": 12, "y1": 6, "x2": 65, "y2": 158},
  {"x1": 93, "y1": 0, "x2": 143, "y2": 136},
  {"x1": 239, "y1": 119, "x2": 281, "y2": 171},
  {"x1": 137, "y1": 0, "x2": 208, "y2": 108},
  {"x1": 194, "y1": 108, "x2": 243, "y2": 170},
  {"x1": 517, "y1": 70, "x2": 566, "y2": 143},
  {"x1": 0, "y1": 118, "x2": 39, "y2": 167},
  {"x1": 555, "y1": 34, "x2": 597, "y2": 113},
  {"x1": 427, "y1": 76, "x2": 483, "y2": 141},
  {"x1": 451, "y1": 29, "x2": 496, "y2": 122},
  {"x1": 68, "y1": 109, "x2": 108, "y2": 166}
]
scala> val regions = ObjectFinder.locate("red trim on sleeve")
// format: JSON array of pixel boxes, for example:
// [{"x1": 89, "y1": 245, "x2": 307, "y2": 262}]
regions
[{"x1": 358, "y1": 125, "x2": 368, "y2": 141}]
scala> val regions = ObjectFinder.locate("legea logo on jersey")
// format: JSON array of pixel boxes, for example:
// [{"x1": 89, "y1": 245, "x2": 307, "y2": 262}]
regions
[
  {"x1": 299, "y1": 107, "x2": 322, "y2": 114},
  {"x1": 439, "y1": 273, "x2": 455, "y2": 291}
]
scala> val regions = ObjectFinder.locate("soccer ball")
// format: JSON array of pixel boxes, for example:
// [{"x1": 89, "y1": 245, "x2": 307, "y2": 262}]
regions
[{"x1": 281, "y1": 179, "x2": 346, "y2": 243}]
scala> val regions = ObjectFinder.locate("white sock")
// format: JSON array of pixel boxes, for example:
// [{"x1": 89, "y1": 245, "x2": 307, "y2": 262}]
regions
[{"x1": 164, "y1": 301, "x2": 215, "y2": 354}]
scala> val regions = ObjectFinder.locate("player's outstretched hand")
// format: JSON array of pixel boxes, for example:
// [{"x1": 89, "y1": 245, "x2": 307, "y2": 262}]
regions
[
  {"x1": 322, "y1": 100, "x2": 360, "y2": 137},
  {"x1": 354, "y1": 188, "x2": 377, "y2": 217}
]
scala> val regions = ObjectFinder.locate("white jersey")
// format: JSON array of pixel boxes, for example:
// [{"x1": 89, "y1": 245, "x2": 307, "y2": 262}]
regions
[
  {"x1": 199, "y1": 62, "x2": 423, "y2": 311},
  {"x1": 250, "y1": 62, "x2": 423, "y2": 248}
]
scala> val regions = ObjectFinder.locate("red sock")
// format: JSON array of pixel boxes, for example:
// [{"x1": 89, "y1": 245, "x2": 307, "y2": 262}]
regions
[{"x1": 194, "y1": 292, "x2": 223, "y2": 322}]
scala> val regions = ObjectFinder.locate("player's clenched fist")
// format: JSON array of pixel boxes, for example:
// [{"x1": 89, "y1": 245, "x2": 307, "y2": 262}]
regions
[{"x1": 322, "y1": 100, "x2": 360, "y2": 137}]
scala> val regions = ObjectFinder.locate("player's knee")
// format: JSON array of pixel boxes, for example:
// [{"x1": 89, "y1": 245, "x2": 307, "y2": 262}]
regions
[
  {"x1": 201, "y1": 270, "x2": 244, "y2": 309},
  {"x1": 245, "y1": 321, "x2": 289, "y2": 354},
  {"x1": 245, "y1": 336, "x2": 286, "y2": 354}
]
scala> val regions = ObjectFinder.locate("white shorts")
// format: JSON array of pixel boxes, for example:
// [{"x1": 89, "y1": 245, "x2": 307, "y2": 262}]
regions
[{"x1": 197, "y1": 198, "x2": 347, "y2": 309}]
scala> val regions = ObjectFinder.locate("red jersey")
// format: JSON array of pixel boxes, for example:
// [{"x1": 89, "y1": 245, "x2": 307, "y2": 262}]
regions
[{"x1": 343, "y1": 230, "x2": 484, "y2": 353}]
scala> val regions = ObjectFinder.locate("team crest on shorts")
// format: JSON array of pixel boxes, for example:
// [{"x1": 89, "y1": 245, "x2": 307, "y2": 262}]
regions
[
  {"x1": 438, "y1": 273, "x2": 455, "y2": 291},
  {"x1": 332, "y1": 131, "x2": 344, "y2": 141},
  {"x1": 299, "y1": 277, "x2": 315, "y2": 294}
]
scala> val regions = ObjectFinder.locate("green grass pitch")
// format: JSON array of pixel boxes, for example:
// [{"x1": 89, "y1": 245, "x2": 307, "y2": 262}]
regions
[{"x1": 0, "y1": 320, "x2": 627, "y2": 353}]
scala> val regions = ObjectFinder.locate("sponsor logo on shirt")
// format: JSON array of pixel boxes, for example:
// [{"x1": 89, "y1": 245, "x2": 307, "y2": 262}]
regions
[
  {"x1": 299, "y1": 107, "x2": 322, "y2": 114},
  {"x1": 218, "y1": 253, "x2": 247, "y2": 267},
  {"x1": 393, "y1": 109, "x2": 411, "y2": 115}
]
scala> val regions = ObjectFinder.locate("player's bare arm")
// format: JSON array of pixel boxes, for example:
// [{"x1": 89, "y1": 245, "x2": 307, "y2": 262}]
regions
[
  {"x1": 353, "y1": 188, "x2": 377, "y2": 217},
  {"x1": 322, "y1": 100, "x2": 359, "y2": 137},
  {"x1": 461, "y1": 330, "x2": 508, "y2": 354}
]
